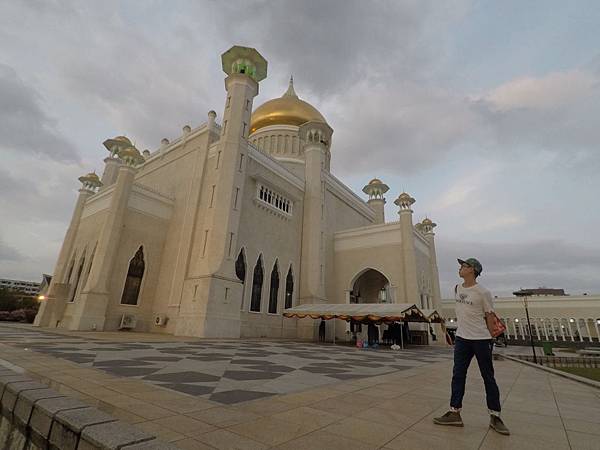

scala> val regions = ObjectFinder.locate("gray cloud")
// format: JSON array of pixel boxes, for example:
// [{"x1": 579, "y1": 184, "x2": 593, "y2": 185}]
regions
[
  {"x1": 0, "y1": 238, "x2": 24, "y2": 263},
  {"x1": 437, "y1": 238, "x2": 600, "y2": 297},
  {"x1": 0, "y1": 64, "x2": 79, "y2": 162}
]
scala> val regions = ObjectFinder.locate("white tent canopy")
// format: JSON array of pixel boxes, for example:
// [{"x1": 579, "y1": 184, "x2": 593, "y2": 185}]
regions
[{"x1": 283, "y1": 303, "x2": 445, "y2": 323}]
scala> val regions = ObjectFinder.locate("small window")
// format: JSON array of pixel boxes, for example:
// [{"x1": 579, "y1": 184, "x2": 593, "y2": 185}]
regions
[{"x1": 120, "y1": 247, "x2": 145, "y2": 305}]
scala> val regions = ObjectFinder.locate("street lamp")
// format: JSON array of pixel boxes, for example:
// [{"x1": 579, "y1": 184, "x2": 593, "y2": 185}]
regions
[{"x1": 513, "y1": 291, "x2": 538, "y2": 364}]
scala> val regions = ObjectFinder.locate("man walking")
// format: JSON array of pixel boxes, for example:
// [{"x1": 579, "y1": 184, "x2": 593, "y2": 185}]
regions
[{"x1": 433, "y1": 258, "x2": 510, "y2": 435}]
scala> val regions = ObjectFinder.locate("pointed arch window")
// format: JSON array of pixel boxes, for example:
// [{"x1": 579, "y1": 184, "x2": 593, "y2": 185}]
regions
[
  {"x1": 235, "y1": 249, "x2": 246, "y2": 282},
  {"x1": 64, "y1": 257, "x2": 75, "y2": 283},
  {"x1": 250, "y1": 255, "x2": 263, "y2": 312},
  {"x1": 69, "y1": 255, "x2": 85, "y2": 302},
  {"x1": 285, "y1": 266, "x2": 294, "y2": 309},
  {"x1": 268, "y1": 260, "x2": 279, "y2": 314},
  {"x1": 235, "y1": 248, "x2": 247, "y2": 310},
  {"x1": 120, "y1": 246, "x2": 145, "y2": 305}
]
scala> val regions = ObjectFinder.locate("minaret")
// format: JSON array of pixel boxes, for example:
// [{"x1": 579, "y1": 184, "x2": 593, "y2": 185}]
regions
[
  {"x1": 202, "y1": 46, "x2": 267, "y2": 274},
  {"x1": 362, "y1": 178, "x2": 389, "y2": 224},
  {"x1": 34, "y1": 172, "x2": 102, "y2": 327},
  {"x1": 101, "y1": 136, "x2": 130, "y2": 187},
  {"x1": 175, "y1": 46, "x2": 267, "y2": 338},
  {"x1": 299, "y1": 121, "x2": 333, "y2": 314},
  {"x1": 394, "y1": 192, "x2": 420, "y2": 304},
  {"x1": 70, "y1": 145, "x2": 144, "y2": 330},
  {"x1": 421, "y1": 218, "x2": 441, "y2": 308}
]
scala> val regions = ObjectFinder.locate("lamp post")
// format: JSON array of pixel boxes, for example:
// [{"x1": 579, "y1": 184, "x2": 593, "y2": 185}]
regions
[{"x1": 514, "y1": 291, "x2": 538, "y2": 364}]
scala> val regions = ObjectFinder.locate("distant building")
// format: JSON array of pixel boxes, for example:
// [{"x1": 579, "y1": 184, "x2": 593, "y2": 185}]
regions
[
  {"x1": 513, "y1": 288, "x2": 566, "y2": 296},
  {"x1": 0, "y1": 278, "x2": 41, "y2": 297}
]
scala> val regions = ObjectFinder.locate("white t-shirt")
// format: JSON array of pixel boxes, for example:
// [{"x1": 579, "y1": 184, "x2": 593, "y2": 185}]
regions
[{"x1": 454, "y1": 283, "x2": 494, "y2": 340}]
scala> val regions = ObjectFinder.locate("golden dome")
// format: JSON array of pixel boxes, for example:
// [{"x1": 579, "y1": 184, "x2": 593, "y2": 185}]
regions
[
  {"x1": 369, "y1": 178, "x2": 383, "y2": 185},
  {"x1": 422, "y1": 217, "x2": 433, "y2": 225},
  {"x1": 250, "y1": 77, "x2": 326, "y2": 133}
]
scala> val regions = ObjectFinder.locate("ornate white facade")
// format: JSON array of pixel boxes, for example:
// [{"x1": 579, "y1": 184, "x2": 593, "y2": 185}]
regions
[{"x1": 34, "y1": 46, "x2": 442, "y2": 339}]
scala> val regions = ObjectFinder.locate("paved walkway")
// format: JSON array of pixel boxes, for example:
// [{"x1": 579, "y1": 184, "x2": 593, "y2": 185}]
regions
[{"x1": 1, "y1": 324, "x2": 599, "y2": 449}]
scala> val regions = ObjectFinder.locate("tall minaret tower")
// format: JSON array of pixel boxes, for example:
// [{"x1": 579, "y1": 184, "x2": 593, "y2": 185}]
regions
[
  {"x1": 176, "y1": 46, "x2": 267, "y2": 338},
  {"x1": 298, "y1": 121, "x2": 333, "y2": 333},
  {"x1": 394, "y1": 192, "x2": 420, "y2": 304},
  {"x1": 34, "y1": 172, "x2": 103, "y2": 327},
  {"x1": 362, "y1": 178, "x2": 389, "y2": 224},
  {"x1": 421, "y1": 217, "x2": 441, "y2": 308}
]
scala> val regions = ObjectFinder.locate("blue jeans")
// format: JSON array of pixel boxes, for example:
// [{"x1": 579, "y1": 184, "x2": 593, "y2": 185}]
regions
[{"x1": 451, "y1": 336, "x2": 501, "y2": 413}]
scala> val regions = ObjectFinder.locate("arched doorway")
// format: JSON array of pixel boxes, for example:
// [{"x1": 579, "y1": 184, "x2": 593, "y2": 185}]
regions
[{"x1": 350, "y1": 268, "x2": 390, "y2": 304}]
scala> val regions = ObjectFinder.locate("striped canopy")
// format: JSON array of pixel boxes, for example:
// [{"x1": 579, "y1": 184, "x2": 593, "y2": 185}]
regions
[{"x1": 283, "y1": 303, "x2": 445, "y2": 323}]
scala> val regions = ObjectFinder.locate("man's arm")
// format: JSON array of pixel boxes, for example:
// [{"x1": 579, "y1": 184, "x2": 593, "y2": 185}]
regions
[
  {"x1": 485, "y1": 312, "x2": 496, "y2": 337},
  {"x1": 482, "y1": 289, "x2": 495, "y2": 337}
]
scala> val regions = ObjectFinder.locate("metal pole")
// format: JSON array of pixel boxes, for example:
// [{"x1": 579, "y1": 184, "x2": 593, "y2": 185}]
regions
[
  {"x1": 400, "y1": 322, "x2": 404, "y2": 349},
  {"x1": 524, "y1": 296, "x2": 538, "y2": 364}
]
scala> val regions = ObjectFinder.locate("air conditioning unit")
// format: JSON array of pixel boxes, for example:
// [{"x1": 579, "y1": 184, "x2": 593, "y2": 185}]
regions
[
  {"x1": 154, "y1": 314, "x2": 168, "y2": 327},
  {"x1": 119, "y1": 314, "x2": 137, "y2": 330}
]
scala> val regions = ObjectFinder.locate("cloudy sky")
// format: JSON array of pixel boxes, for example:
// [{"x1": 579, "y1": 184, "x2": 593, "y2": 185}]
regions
[{"x1": 1, "y1": 0, "x2": 599, "y2": 297}]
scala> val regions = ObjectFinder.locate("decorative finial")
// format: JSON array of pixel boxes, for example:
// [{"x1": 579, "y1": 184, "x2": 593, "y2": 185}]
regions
[
  {"x1": 283, "y1": 75, "x2": 298, "y2": 98},
  {"x1": 362, "y1": 178, "x2": 389, "y2": 200}
]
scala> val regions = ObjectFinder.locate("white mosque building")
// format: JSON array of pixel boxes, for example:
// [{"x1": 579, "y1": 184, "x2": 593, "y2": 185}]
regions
[{"x1": 34, "y1": 46, "x2": 442, "y2": 340}]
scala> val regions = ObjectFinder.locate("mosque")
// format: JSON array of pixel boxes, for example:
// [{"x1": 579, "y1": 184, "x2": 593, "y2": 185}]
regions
[{"x1": 34, "y1": 46, "x2": 442, "y2": 341}]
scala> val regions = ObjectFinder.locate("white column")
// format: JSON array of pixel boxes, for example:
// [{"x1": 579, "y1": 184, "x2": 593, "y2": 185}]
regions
[
  {"x1": 575, "y1": 319, "x2": 584, "y2": 342},
  {"x1": 551, "y1": 319, "x2": 558, "y2": 341},
  {"x1": 567, "y1": 320, "x2": 575, "y2": 342},
  {"x1": 504, "y1": 318, "x2": 511, "y2": 338},
  {"x1": 542, "y1": 319, "x2": 549, "y2": 340},
  {"x1": 594, "y1": 320, "x2": 600, "y2": 343},
  {"x1": 534, "y1": 320, "x2": 541, "y2": 340},
  {"x1": 584, "y1": 319, "x2": 592, "y2": 342},
  {"x1": 559, "y1": 319, "x2": 566, "y2": 341}
]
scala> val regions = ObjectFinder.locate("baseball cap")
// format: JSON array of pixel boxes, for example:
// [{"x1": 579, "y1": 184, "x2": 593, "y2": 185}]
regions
[{"x1": 457, "y1": 258, "x2": 483, "y2": 276}]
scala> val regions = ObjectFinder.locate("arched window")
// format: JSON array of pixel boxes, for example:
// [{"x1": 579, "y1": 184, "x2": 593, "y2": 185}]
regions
[
  {"x1": 120, "y1": 246, "x2": 145, "y2": 305},
  {"x1": 81, "y1": 243, "x2": 97, "y2": 293},
  {"x1": 285, "y1": 266, "x2": 294, "y2": 309},
  {"x1": 235, "y1": 248, "x2": 246, "y2": 310},
  {"x1": 69, "y1": 255, "x2": 85, "y2": 302},
  {"x1": 64, "y1": 257, "x2": 75, "y2": 283},
  {"x1": 268, "y1": 260, "x2": 279, "y2": 314},
  {"x1": 250, "y1": 255, "x2": 263, "y2": 312},
  {"x1": 235, "y1": 248, "x2": 246, "y2": 282}
]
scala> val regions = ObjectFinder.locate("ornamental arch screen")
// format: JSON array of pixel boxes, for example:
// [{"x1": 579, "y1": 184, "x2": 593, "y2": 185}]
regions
[
  {"x1": 250, "y1": 255, "x2": 263, "y2": 312},
  {"x1": 268, "y1": 260, "x2": 279, "y2": 314},
  {"x1": 120, "y1": 246, "x2": 145, "y2": 306},
  {"x1": 285, "y1": 266, "x2": 294, "y2": 309}
]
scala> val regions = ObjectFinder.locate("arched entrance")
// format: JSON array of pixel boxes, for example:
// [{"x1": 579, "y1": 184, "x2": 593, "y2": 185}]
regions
[{"x1": 350, "y1": 268, "x2": 391, "y2": 304}]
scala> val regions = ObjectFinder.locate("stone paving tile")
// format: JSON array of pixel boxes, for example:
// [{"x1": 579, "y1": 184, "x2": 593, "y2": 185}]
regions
[
  {"x1": 0, "y1": 324, "x2": 452, "y2": 405},
  {"x1": 274, "y1": 429, "x2": 379, "y2": 450},
  {"x1": 193, "y1": 429, "x2": 269, "y2": 450}
]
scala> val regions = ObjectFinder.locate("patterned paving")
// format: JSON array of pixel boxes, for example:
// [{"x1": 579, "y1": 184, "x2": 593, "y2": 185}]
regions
[{"x1": 0, "y1": 325, "x2": 452, "y2": 405}]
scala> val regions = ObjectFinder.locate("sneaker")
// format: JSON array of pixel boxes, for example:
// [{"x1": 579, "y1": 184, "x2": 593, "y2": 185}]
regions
[
  {"x1": 490, "y1": 415, "x2": 510, "y2": 435},
  {"x1": 433, "y1": 411, "x2": 464, "y2": 427}
]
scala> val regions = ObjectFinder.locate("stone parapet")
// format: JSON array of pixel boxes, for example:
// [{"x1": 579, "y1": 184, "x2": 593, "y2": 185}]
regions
[{"x1": 0, "y1": 367, "x2": 177, "y2": 449}]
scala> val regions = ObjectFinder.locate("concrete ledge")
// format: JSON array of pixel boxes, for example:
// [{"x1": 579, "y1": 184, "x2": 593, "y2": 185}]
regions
[
  {"x1": 79, "y1": 421, "x2": 156, "y2": 450},
  {"x1": 502, "y1": 354, "x2": 600, "y2": 389},
  {"x1": 1, "y1": 380, "x2": 47, "y2": 418},
  {"x1": 31, "y1": 396, "x2": 89, "y2": 447},
  {"x1": 14, "y1": 387, "x2": 65, "y2": 429},
  {"x1": 0, "y1": 367, "x2": 168, "y2": 450},
  {"x1": 51, "y1": 407, "x2": 118, "y2": 450}
]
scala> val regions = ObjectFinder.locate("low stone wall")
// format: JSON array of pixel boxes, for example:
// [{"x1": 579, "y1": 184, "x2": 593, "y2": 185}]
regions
[{"x1": 0, "y1": 368, "x2": 179, "y2": 450}]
